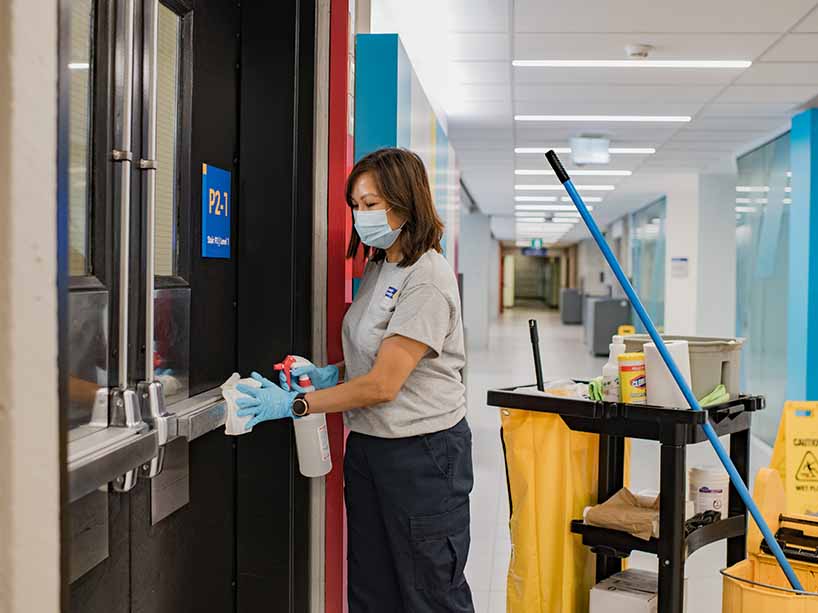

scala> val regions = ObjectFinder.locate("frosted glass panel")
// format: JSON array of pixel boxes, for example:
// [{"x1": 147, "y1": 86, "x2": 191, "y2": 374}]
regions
[
  {"x1": 155, "y1": 5, "x2": 181, "y2": 276},
  {"x1": 630, "y1": 198, "x2": 666, "y2": 333},
  {"x1": 735, "y1": 133, "x2": 791, "y2": 446},
  {"x1": 68, "y1": 0, "x2": 94, "y2": 276}
]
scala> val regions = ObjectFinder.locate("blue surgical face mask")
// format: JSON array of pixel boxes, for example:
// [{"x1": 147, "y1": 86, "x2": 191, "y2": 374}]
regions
[{"x1": 353, "y1": 207, "x2": 404, "y2": 250}]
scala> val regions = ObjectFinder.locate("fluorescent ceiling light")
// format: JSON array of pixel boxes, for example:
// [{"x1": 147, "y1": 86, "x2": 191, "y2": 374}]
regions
[
  {"x1": 561, "y1": 196, "x2": 601, "y2": 203},
  {"x1": 68, "y1": 62, "x2": 90, "y2": 70},
  {"x1": 784, "y1": 198, "x2": 792, "y2": 204},
  {"x1": 516, "y1": 204, "x2": 593, "y2": 212},
  {"x1": 512, "y1": 59, "x2": 751, "y2": 69},
  {"x1": 736, "y1": 186, "x2": 769, "y2": 193},
  {"x1": 550, "y1": 219, "x2": 578, "y2": 225},
  {"x1": 515, "y1": 169, "x2": 632, "y2": 177},
  {"x1": 515, "y1": 210, "x2": 549, "y2": 216},
  {"x1": 515, "y1": 240, "x2": 533, "y2": 247},
  {"x1": 515, "y1": 147, "x2": 655, "y2": 155},
  {"x1": 515, "y1": 184, "x2": 615, "y2": 191},
  {"x1": 787, "y1": 171, "x2": 792, "y2": 178},
  {"x1": 515, "y1": 115, "x2": 691, "y2": 123},
  {"x1": 785, "y1": 187, "x2": 792, "y2": 193},
  {"x1": 515, "y1": 195, "x2": 558, "y2": 202},
  {"x1": 735, "y1": 198, "x2": 751, "y2": 204},
  {"x1": 553, "y1": 212, "x2": 582, "y2": 218},
  {"x1": 735, "y1": 206, "x2": 757, "y2": 213}
]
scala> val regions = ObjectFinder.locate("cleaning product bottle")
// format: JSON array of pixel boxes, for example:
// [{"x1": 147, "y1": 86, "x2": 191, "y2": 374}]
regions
[
  {"x1": 602, "y1": 335, "x2": 626, "y2": 402},
  {"x1": 274, "y1": 355, "x2": 332, "y2": 478}
]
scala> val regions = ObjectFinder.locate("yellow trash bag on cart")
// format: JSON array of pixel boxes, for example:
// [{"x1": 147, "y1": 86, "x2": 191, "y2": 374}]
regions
[{"x1": 501, "y1": 408, "x2": 629, "y2": 613}]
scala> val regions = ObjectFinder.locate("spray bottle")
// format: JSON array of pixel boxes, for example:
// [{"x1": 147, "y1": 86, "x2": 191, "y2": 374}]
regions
[
  {"x1": 602, "y1": 334, "x2": 626, "y2": 402},
  {"x1": 274, "y1": 355, "x2": 332, "y2": 478}
]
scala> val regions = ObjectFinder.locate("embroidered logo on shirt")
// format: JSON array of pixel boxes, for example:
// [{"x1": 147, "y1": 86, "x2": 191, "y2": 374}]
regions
[{"x1": 385, "y1": 286, "x2": 398, "y2": 300}]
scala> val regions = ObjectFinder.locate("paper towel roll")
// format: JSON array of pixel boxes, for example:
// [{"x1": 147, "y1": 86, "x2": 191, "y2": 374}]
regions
[{"x1": 645, "y1": 340, "x2": 692, "y2": 408}]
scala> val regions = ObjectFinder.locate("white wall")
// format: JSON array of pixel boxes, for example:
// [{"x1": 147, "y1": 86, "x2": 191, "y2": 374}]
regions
[
  {"x1": 664, "y1": 174, "x2": 701, "y2": 335},
  {"x1": 369, "y1": 0, "x2": 449, "y2": 127},
  {"x1": 663, "y1": 173, "x2": 737, "y2": 336},
  {"x1": 696, "y1": 174, "x2": 737, "y2": 337},
  {"x1": 488, "y1": 238, "x2": 500, "y2": 321},
  {"x1": 459, "y1": 211, "x2": 496, "y2": 348},
  {"x1": 0, "y1": 0, "x2": 61, "y2": 610},
  {"x1": 577, "y1": 238, "x2": 612, "y2": 296}
]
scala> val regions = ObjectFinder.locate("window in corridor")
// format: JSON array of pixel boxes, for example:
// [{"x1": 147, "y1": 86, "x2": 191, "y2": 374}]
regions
[
  {"x1": 735, "y1": 132, "x2": 791, "y2": 446},
  {"x1": 155, "y1": 3, "x2": 182, "y2": 277},
  {"x1": 630, "y1": 197, "x2": 666, "y2": 333},
  {"x1": 68, "y1": 0, "x2": 94, "y2": 276}
]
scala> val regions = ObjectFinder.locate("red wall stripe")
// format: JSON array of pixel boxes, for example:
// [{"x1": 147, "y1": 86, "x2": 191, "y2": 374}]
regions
[{"x1": 326, "y1": 0, "x2": 352, "y2": 611}]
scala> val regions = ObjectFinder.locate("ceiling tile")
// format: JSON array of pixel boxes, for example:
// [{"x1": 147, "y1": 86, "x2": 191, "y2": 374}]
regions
[
  {"x1": 794, "y1": 6, "x2": 818, "y2": 31},
  {"x1": 734, "y1": 62, "x2": 818, "y2": 85},
  {"x1": 715, "y1": 84, "x2": 818, "y2": 104},
  {"x1": 761, "y1": 34, "x2": 818, "y2": 61},
  {"x1": 513, "y1": 83, "x2": 721, "y2": 103},
  {"x1": 691, "y1": 116, "x2": 792, "y2": 131},
  {"x1": 449, "y1": 0, "x2": 510, "y2": 33},
  {"x1": 449, "y1": 61, "x2": 510, "y2": 84},
  {"x1": 450, "y1": 33, "x2": 510, "y2": 61},
  {"x1": 698, "y1": 102, "x2": 801, "y2": 117},
  {"x1": 514, "y1": 33, "x2": 777, "y2": 61},
  {"x1": 513, "y1": 0, "x2": 816, "y2": 33}
]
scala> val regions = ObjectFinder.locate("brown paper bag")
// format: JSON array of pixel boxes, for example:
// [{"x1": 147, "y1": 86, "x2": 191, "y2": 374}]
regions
[{"x1": 584, "y1": 488, "x2": 659, "y2": 540}]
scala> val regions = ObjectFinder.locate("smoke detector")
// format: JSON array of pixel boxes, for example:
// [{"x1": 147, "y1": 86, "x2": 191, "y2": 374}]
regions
[{"x1": 625, "y1": 44, "x2": 654, "y2": 59}]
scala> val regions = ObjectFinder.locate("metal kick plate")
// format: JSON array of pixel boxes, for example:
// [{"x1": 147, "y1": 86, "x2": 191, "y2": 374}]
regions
[{"x1": 151, "y1": 437, "x2": 190, "y2": 525}]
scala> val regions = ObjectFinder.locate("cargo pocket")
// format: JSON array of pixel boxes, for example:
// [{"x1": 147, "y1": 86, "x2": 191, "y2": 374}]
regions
[{"x1": 411, "y1": 502, "x2": 470, "y2": 592}]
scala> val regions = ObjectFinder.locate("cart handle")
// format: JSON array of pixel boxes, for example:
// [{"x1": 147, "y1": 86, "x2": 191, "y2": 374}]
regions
[{"x1": 719, "y1": 568, "x2": 818, "y2": 597}]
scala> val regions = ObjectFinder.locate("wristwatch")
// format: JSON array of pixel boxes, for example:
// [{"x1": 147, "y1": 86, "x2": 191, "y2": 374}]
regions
[{"x1": 292, "y1": 393, "x2": 310, "y2": 417}]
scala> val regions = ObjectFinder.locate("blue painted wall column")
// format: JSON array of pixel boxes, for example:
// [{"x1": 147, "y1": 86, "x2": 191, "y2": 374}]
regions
[{"x1": 787, "y1": 108, "x2": 818, "y2": 399}]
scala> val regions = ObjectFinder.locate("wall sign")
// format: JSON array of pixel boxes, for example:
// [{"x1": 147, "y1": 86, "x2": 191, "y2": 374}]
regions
[
  {"x1": 671, "y1": 257, "x2": 689, "y2": 279},
  {"x1": 201, "y1": 163, "x2": 231, "y2": 259},
  {"x1": 522, "y1": 247, "x2": 548, "y2": 257}
]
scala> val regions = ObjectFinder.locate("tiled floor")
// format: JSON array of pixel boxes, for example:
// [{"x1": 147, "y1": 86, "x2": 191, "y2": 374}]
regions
[{"x1": 463, "y1": 305, "x2": 772, "y2": 613}]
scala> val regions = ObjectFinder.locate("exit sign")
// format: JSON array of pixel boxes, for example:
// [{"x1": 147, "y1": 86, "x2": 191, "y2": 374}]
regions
[{"x1": 531, "y1": 239, "x2": 543, "y2": 249}]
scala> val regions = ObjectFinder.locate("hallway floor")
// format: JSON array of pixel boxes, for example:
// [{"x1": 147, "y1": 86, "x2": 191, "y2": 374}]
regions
[{"x1": 464, "y1": 306, "x2": 770, "y2": 613}]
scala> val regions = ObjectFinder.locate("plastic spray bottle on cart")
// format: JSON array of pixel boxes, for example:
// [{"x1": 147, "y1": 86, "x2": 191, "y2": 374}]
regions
[
  {"x1": 602, "y1": 335, "x2": 626, "y2": 402},
  {"x1": 274, "y1": 355, "x2": 332, "y2": 478}
]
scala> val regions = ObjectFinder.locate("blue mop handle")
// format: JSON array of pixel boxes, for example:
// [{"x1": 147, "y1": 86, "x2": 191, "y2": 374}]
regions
[{"x1": 544, "y1": 150, "x2": 803, "y2": 591}]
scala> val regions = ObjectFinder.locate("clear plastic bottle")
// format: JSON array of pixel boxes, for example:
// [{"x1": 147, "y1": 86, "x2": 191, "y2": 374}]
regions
[
  {"x1": 291, "y1": 373, "x2": 332, "y2": 478},
  {"x1": 602, "y1": 335, "x2": 626, "y2": 402}
]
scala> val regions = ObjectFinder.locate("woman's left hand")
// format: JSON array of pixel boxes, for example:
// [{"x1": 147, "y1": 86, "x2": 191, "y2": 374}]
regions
[{"x1": 236, "y1": 372, "x2": 298, "y2": 429}]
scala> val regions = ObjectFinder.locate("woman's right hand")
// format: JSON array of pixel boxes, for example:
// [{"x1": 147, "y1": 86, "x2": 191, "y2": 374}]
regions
[{"x1": 279, "y1": 364, "x2": 339, "y2": 391}]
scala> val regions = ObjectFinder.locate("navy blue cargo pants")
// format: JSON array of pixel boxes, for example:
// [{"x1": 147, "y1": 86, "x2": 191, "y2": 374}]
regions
[{"x1": 345, "y1": 417, "x2": 474, "y2": 613}]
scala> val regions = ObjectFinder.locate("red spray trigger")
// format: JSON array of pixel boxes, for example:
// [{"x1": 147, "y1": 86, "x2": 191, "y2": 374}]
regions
[{"x1": 274, "y1": 355, "x2": 297, "y2": 389}]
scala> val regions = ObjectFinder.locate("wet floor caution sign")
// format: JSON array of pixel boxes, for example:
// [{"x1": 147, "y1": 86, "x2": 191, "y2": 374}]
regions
[
  {"x1": 771, "y1": 401, "x2": 818, "y2": 515},
  {"x1": 796, "y1": 450, "x2": 818, "y2": 482}
]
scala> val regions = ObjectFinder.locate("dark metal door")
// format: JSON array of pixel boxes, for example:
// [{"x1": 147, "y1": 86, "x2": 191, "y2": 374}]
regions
[{"x1": 63, "y1": 0, "x2": 315, "y2": 611}]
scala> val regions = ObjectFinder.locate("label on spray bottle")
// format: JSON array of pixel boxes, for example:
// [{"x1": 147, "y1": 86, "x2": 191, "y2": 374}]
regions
[{"x1": 317, "y1": 423, "x2": 330, "y2": 462}]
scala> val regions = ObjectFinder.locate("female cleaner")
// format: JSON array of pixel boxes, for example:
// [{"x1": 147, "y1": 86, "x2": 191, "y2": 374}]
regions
[{"x1": 237, "y1": 148, "x2": 473, "y2": 612}]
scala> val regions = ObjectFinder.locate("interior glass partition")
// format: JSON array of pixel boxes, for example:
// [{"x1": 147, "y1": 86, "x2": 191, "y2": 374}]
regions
[
  {"x1": 735, "y1": 132, "x2": 791, "y2": 446},
  {"x1": 630, "y1": 197, "x2": 667, "y2": 333}
]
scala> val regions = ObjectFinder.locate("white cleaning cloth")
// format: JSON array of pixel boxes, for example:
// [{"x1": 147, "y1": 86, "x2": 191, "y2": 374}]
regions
[{"x1": 222, "y1": 373, "x2": 261, "y2": 436}]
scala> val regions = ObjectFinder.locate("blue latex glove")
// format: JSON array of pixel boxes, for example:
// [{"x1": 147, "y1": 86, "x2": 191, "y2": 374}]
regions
[
  {"x1": 279, "y1": 364, "x2": 339, "y2": 391},
  {"x1": 236, "y1": 372, "x2": 298, "y2": 430}
]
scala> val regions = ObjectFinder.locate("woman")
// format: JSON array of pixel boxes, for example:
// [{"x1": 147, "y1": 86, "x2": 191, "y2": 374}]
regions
[{"x1": 236, "y1": 147, "x2": 473, "y2": 612}]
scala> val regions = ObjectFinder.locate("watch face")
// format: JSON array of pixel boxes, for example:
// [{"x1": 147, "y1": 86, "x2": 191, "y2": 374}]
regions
[{"x1": 293, "y1": 398, "x2": 308, "y2": 416}]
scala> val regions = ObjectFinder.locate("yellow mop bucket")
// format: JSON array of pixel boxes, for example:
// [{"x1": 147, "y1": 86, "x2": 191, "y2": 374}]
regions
[{"x1": 721, "y1": 468, "x2": 818, "y2": 612}]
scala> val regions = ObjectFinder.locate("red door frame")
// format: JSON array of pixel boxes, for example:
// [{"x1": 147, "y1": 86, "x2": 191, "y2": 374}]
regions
[{"x1": 326, "y1": 0, "x2": 353, "y2": 610}]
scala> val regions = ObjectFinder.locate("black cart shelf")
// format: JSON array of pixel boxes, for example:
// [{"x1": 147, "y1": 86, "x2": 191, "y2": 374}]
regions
[{"x1": 487, "y1": 384, "x2": 765, "y2": 613}]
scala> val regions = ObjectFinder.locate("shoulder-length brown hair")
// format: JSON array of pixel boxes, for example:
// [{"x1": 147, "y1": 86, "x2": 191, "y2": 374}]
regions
[{"x1": 345, "y1": 148, "x2": 444, "y2": 267}]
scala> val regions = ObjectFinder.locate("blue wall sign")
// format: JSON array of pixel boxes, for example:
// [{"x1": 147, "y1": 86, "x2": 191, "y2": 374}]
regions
[
  {"x1": 522, "y1": 247, "x2": 548, "y2": 257},
  {"x1": 201, "y1": 163, "x2": 232, "y2": 259}
]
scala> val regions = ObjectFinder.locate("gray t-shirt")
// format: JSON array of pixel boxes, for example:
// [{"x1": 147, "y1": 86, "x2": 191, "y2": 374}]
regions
[{"x1": 342, "y1": 250, "x2": 466, "y2": 438}]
